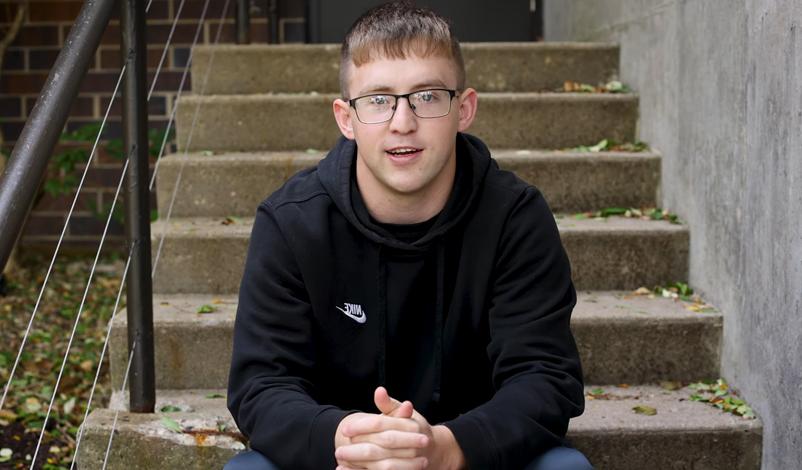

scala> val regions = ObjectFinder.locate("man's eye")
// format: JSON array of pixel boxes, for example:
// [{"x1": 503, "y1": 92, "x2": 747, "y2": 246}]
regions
[
  {"x1": 369, "y1": 96, "x2": 390, "y2": 105},
  {"x1": 417, "y1": 92, "x2": 434, "y2": 102}
]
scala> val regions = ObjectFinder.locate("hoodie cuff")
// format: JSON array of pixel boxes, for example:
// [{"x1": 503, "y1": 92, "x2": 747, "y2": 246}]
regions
[
  {"x1": 310, "y1": 407, "x2": 354, "y2": 467},
  {"x1": 442, "y1": 414, "x2": 497, "y2": 469}
]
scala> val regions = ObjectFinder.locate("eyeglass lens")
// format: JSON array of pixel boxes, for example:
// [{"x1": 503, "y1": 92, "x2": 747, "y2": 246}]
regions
[{"x1": 354, "y1": 89, "x2": 453, "y2": 123}]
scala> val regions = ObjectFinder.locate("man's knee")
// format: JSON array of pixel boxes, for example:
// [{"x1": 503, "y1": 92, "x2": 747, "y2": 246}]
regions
[
  {"x1": 524, "y1": 446, "x2": 594, "y2": 470},
  {"x1": 223, "y1": 450, "x2": 280, "y2": 470}
]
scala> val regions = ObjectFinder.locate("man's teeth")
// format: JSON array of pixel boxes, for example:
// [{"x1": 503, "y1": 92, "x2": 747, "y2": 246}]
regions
[{"x1": 388, "y1": 148, "x2": 420, "y2": 155}]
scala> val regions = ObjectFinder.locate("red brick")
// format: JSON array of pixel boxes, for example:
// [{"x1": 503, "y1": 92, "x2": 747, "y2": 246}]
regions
[
  {"x1": 20, "y1": 237, "x2": 127, "y2": 254},
  {"x1": 98, "y1": 46, "x2": 167, "y2": 70},
  {"x1": 15, "y1": 25, "x2": 60, "y2": 46},
  {"x1": 28, "y1": 1, "x2": 84, "y2": 22},
  {"x1": 0, "y1": 96, "x2": 23, "y2": 118},
  {"x1": 22, "y1": 213, "x2": 68, "y2": 237},
  {"x1": 147, "y1": 70, "x2": 189, "y2": 92},
  {"x1": 3, "y1": 48, "x2": 25, "y2": 70},
  {"x1": 99, "y1": 93, "x2": 168, "y2": 118},
  {"x1": 68, "y1": 213, "x2": 125, "y2": 237},
  {"x1": 207, "y1": 19, "x2": 269, "y2": 44},
  {"x1": 100, "y1": 23, "x2": 121, "y2": 45},
  {"x1": 0, "y1": 72, "x2": 48, "y2": 94},
  {"x1": 77, "y1": 163, "x2": 126, "y2": 189},
  {"x1": 147, "y1": 22, "x2": 205, "y2": 44},
  {"x1": 0, "y1": 3, "x2": 26, "y2": 23},
  {"x1": 66, "y1": 119, "x2": 122, "y2": 140},
  {"x1": 78, "y1": 71, "x2": 124, "y2": 94},
  {"x1": 180, "y1": 1, "x2": 235, "y2": 21},
  {"x1": 0, "y1": 119, "x2": 26, "y2": 142},
  {"x1": 69, "y1": 96, "x2": 96, "y2": 118},
  {"x1": 28, "y1": 48, "x2": 60, "y2": 71},
  {"x1": 34, "y1": 189, "x2": 97, "y2": 212}
]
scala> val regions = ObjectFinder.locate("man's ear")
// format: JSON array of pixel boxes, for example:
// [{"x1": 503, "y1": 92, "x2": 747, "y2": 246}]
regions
[
  {"x1": 333, "y1": 98, "x2": 355, "y2": 140},
  {"x1": 456, "y1": 87, "x2": 478, "y2": 132}
]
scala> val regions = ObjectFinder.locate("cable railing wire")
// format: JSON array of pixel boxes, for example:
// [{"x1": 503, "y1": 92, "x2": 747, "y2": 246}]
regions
[
  {"x1": 153, "y1": 0, "x2": 233, "y2": 275},
  {"x1": 29, "y1": 155, "x2": 131, "y2": 467},
  {"x1": 0, "y1": 0, "x2": 166, "y2": 420},
  {"x1": 0, "y1": 65, "x2": 126, "y2": 414},
  {"x1": 101, "y1": 343, "x2": 136, "y2": 470},
  {"x1": 148, "y1": 0, "x2": 188, "y2": 101},
  {"x1": 47, "y1": 0, "x2": 234, "y2": 466}
]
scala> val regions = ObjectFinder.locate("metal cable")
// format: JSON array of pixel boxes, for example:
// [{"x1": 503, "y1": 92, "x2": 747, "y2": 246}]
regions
[
  {"x1": 101, "y1": 343, "x2": 136, "y2": 470},
  {"x1": 148, "y1": 0, "x2": 188, "y2": 101},
  {"x1": 153, "y1": 0, "x2": 232, "y2": 275},
  {"x1": 29, "y1": 154, "x2": 131, "y2": 468},
  {"x1": 0, "y1": 65, "x2": 126, "y2": 414}
]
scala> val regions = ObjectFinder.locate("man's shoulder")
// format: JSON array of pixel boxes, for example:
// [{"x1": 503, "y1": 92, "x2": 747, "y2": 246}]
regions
[{"x1": 262, "y1": 164, "x2": 331, "y2": 213}]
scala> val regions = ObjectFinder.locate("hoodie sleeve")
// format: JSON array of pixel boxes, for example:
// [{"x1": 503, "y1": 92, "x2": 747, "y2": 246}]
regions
[
  {"x1": 442, "y1": 187, "x2": 584, "y2": 469},
  {"x1": 227, "y1": 202, "x2": 350, "y2": 469}
]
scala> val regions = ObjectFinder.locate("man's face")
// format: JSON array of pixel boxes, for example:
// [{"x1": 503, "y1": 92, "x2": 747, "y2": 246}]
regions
[{"x1": 333, "y1": 54, "x2": 477, "y2": 199}]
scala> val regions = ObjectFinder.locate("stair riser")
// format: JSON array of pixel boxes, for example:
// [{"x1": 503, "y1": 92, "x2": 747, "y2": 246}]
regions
[
  {"x1": 109, "y1": 312, "x2": 713, "y2": 391},
  {"x1": 569, "y1": 430, "x2": 762, "y2": 470},
  {"x1": 192, "y1": 43, "x2": 620, "y2": 95},
  {"x1": 150, "y1": 226, "x2": 687, "y2": 294},
  {"x1": 175, "y1": 94, "x2": 638, "y2": 152},
  {"x1": 561, "y1": 230, "x2": 689, "y2": 290},
  {"x1": 156, "y1": 154, "x2": 660, "y2": 217}
]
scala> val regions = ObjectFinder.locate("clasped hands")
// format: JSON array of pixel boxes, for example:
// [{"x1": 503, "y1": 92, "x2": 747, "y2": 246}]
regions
[{"x1": 334, "y1": 387, "x2": 464, "y2": 470}]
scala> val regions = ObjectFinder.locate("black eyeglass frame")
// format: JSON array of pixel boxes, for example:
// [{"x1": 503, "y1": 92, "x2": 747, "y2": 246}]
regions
[{"x1": 348, "y1": 88, "x2": 459, "y2": 124}]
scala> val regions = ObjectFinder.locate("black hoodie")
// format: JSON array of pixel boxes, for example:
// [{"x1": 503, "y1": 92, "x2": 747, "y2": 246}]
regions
[{"x1": 227, "y1": 133, "x2": 584, "y2": 469}]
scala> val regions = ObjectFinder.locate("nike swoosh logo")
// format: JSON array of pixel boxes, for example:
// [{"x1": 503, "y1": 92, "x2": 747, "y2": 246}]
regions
[{"x1": 336, "y1": 303, "x2": 367, "y2": 324}]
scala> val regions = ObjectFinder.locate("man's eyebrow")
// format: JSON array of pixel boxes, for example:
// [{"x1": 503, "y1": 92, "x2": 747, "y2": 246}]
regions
[{"x1": 357, "y1": 80, "x2": 450, "y2": 95}]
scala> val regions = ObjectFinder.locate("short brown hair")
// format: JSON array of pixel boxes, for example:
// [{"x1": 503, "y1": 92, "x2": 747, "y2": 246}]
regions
[{"x1": 339, "y1": 1, "x2": 466, "y2": 99}]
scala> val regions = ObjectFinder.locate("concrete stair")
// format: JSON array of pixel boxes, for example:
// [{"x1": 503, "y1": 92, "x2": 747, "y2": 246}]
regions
[
  {"x1": 78, "y1": 42, "x2": 762, "y2": 469},
  {"x1": 156, "y1": 150, "x2": 660, "y2": 217},
  {"x1": 106, "y1": 292, "x2": 722, "y2": 391},
  {"x1": 148, "y1": 216, "x2": 688, "y2": 294}
]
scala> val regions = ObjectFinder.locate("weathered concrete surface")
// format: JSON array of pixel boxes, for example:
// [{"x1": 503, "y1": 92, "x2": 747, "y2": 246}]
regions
[
  {"x1": 192, "y1": 43, "x2": 620, "y2": 95},
  {"x1": 175, "y1": 93, "x2": 638, "y2": 152},
  {"x1": 155, "y1": 150, "x2": 659, "y2": 217},
  {"x1": 76, "y1": 391, "x2": 244, "y2": 470},
  {"x1": 572, "y1": 291, "x2": 721, "y2": 384},
  {"x1": 545, "y1": 1, "x2": 802, "y2": 467},
  {"x1": 569, "y1": 385, "x2": 763, "y2": 470},
  {"x1": 80, "y1": 386, "x2": 761, "y2": 470},
  {"x1": 109, "y1": 292, "x2": 720, "y2": 390},
  {"x1": 150, "y1": 216, "x2": 688, "y2": 294}
]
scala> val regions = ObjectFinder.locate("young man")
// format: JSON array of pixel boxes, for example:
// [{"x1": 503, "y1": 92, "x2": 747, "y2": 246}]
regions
[{"x1": 225, "y1": 2, "x2": 592, "y2": 469}]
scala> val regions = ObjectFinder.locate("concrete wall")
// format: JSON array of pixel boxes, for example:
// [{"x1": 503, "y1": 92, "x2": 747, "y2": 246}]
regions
[{"x1": 544, "y1": 1, "x2": 802, "y2": 468}]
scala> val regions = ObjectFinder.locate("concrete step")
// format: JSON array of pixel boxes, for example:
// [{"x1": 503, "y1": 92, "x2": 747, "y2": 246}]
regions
[
  {"x1": 156, "y1": 150, "x2": 660, "y2": 217},
  {"x1": 191, "y1": 42, "x2": 620, "y2": 95},
  {"x1": 77, "y1": 385, "x2": 761, "y2": 470},
  {"x1": 175, "y1": 92, "x2": 638, "y2": 152},
  {"x1": 149, "y1": 215, "x2": 687, "y2": 295},
  {"x1": 108, "y1": 292, "x2": 718, "y2": 391}
]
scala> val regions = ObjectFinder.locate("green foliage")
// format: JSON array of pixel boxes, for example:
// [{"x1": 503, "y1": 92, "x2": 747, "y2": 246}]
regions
[
  {"x1": 689, "y1": 379, "x2": 756, "y2": 419},
  {"x1": 567, "y1": 138, "x2": 649, "y2": 153}
]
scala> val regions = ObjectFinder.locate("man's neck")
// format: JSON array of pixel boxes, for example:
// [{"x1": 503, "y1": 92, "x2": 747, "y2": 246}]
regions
[{"x1": 355, "y1": 154, "x2": 457, "y2": 225}]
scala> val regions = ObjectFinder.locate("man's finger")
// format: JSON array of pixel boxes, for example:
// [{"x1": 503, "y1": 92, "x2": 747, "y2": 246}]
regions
[
  {"x1": 341, "y1": 414, "x2": 420, "y2": 437},
  {"x1": 374, "y1": 387, "x2": 414, "y2": 418},
  {"x1": 335, "y1": 442, "x2": 420, "y2": 461},
  {"x1": 337, "y1": 457, "x2": 428, "y2": 470},
  {"x1": 350, "y1": 429, "x2": 429, "y2": 449}
]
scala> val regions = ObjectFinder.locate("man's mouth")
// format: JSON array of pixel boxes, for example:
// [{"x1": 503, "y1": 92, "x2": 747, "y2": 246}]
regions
[{"x1": 386, "y1": 147, "x2": 423, "y2": 158}]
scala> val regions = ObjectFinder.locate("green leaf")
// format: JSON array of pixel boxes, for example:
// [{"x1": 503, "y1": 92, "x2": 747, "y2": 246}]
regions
[
  {"x1": 588, "y1": 139, "x2": 609, "y2": 152},
  {"x1": 205, "y1": 393, "x2": 224, "y2": 399},
  {"x1": 589, "y1": 388, "x2": 605, "y2": 396},
  {"x1": 197, "y1": 304, "x2": 216, "y2": 314},
  {"x1": 160, "y1": 405, "x2": 182, "y2": 413},
  {"x1": 599, "y1": 207, "x2": 628, "y2": 217},
  {"x1": 160, "y1": 416, "x2": 183, "y2": 433},
  {"x1": 632, "y1": 405, "x2": 657, "y2": 416},
  {"x1": 0, "y1": 448, "x2": 13, "y2": 463}
]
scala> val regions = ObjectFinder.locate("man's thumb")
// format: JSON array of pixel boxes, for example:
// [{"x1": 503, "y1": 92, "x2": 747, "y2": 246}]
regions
[{"x1": 374, "y1": 387, "x2": 413, "y2": 418}]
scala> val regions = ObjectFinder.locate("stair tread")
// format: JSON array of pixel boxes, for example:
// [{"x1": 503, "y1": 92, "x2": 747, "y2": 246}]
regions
[{"x1": 151, "y1": 215, "x2": 688, "y2": 238}]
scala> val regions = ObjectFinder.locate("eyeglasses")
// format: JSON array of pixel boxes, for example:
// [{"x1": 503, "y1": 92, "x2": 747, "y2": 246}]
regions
[{"x1": 348, "y1": 88, "x2": 458, "y2": 124}]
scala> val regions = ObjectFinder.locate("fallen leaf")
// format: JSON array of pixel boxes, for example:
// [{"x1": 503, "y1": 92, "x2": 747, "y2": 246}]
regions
[
  {"x1": 197, "y1": 304, "x2": 216, "y2": 314},
  {"x1": 0, "y1": 448, "x2": 12, "y2": 463},
  {"x1": 205, "y1": 393, "x2": 224, "y2": 399},
  {"x1": 160, "y1": 405, "x2": 181, "y2": 413},
  {"x1": 632, "y1": 405, "x2": 657, "y2": 416},
  {"x1": 160, "y1": 416, "x2": 183, "y2": 433},
  {"x1": 660, "y1": 381, "x2": 683, "y2": 391}
]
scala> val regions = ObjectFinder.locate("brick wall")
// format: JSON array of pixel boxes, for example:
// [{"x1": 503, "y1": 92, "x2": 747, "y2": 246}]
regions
[{"x1": 0, "y1": 0, "x2": 306, "y2": 252}]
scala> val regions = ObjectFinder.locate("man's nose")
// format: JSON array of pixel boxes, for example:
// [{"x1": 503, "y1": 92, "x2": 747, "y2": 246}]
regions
[{"x1": 389, "y1": 97, "x2": 417, "y2": 133}]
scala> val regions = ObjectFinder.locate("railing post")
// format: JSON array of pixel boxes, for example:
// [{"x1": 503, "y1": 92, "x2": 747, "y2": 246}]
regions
[
  {"x1": 236, "y1": 0, "x2": 251, "y2": 44},
  {"x1": 121, "y1": 0, "x2": 155, "y2": 413},
  {"x1": 268, "y1": 0, "x2": 279, "y2": 44}
]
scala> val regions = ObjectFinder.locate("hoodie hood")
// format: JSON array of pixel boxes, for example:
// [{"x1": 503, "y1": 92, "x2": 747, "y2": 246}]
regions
[{"x1": 317, "y1": 132, "x2": 493, "y2": 251}]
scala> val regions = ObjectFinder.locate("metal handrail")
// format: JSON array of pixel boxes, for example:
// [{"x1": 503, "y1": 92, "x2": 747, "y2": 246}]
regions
[{"x1": 0, "y1": 0, "x2": 155, "y2": 413}]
